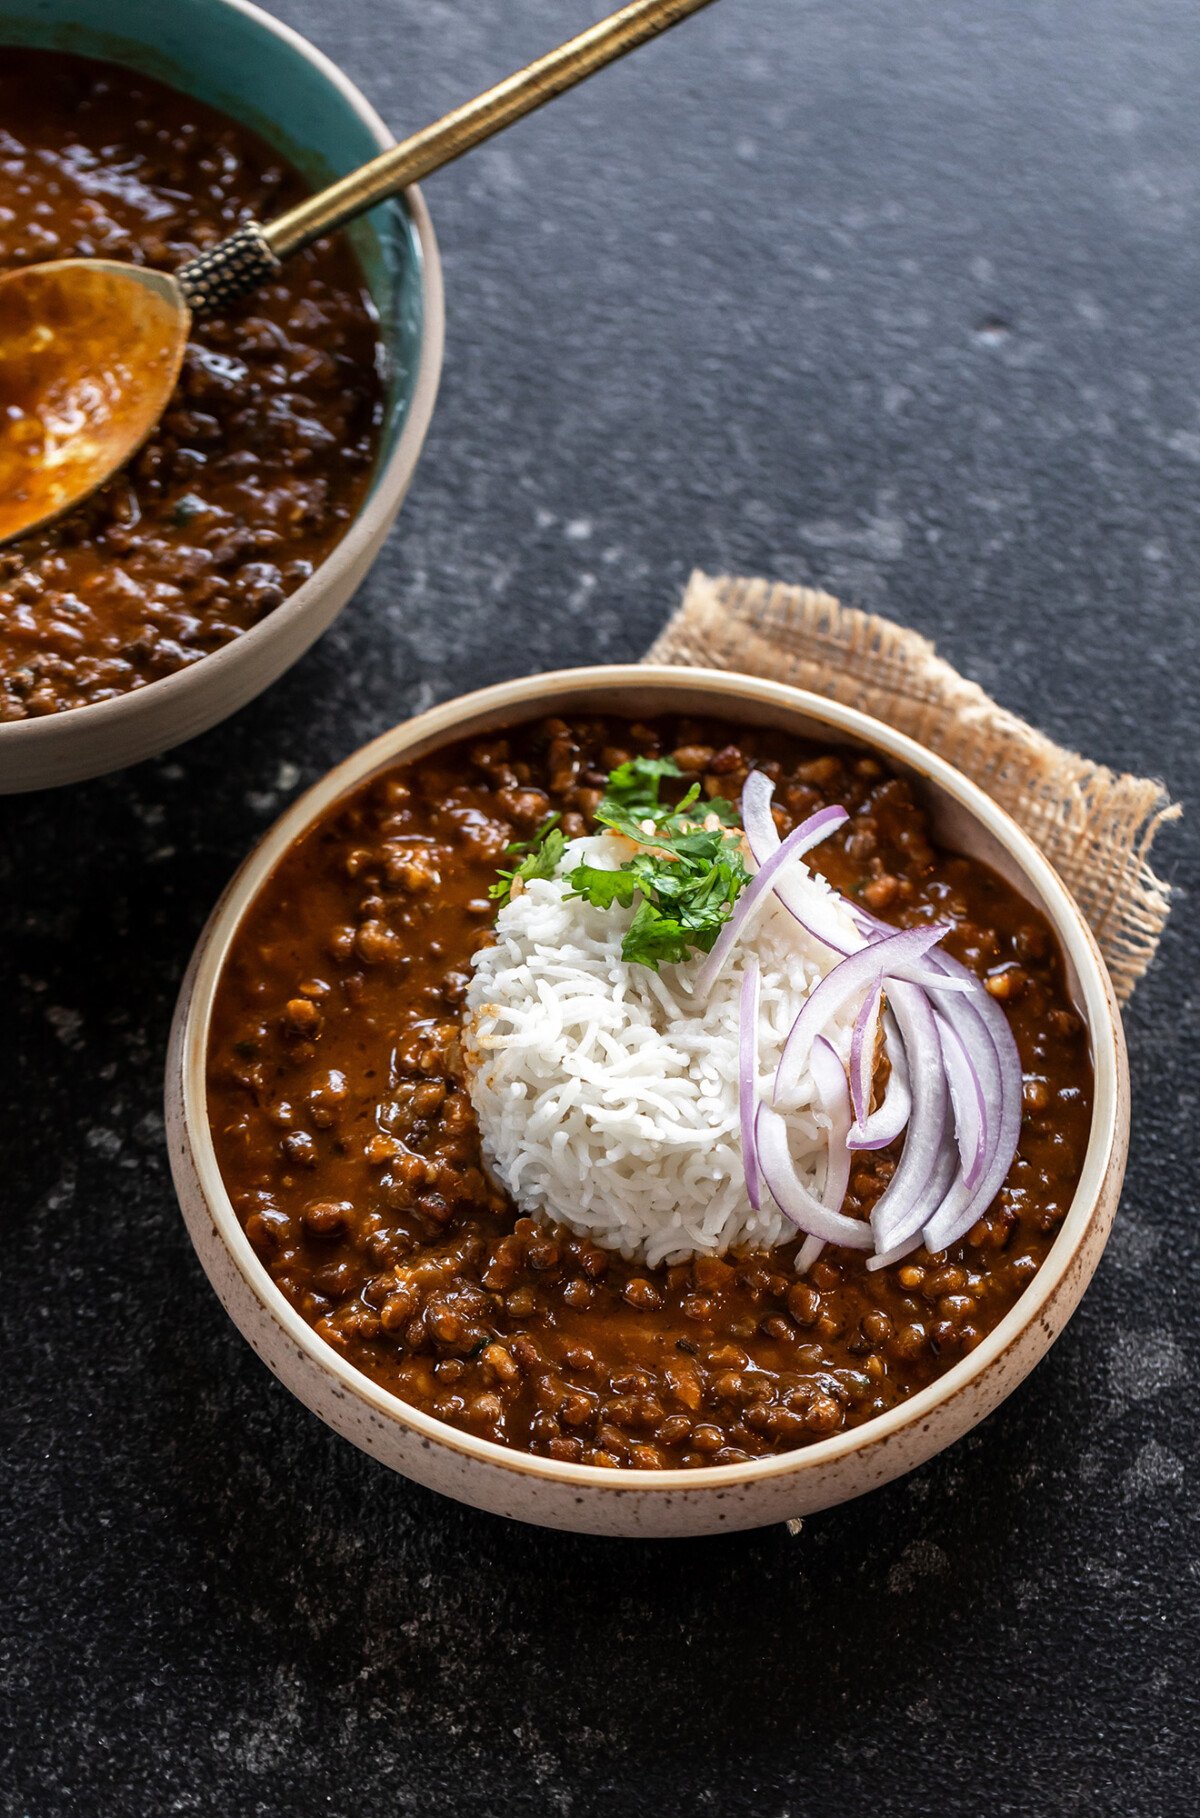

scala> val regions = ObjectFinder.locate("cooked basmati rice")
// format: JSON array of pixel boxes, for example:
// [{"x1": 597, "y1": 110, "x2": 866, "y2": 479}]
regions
[{"x1": 463, "y1": 835, "x2": 861, "y2": 1267}]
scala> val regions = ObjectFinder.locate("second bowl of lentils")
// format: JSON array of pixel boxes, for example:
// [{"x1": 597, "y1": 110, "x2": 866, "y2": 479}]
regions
[{"x1": 0, "y1": 0, "x2": 443, "y2": 792}]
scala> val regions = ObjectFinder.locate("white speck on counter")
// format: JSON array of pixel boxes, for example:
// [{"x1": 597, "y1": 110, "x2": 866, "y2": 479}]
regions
[
  {"x1": 85, "y1": 1127, "x2": 122, "y2": 1159},
  {"x1": 1122, "y1": 1441, "x2": 1184, "y2": 1501},
  {"x1": 1108, "y1": 1328, "x2": 1187, "y2": 1411},
  {"x1": 45, "y1": 1005, "x2": 83, "y2": 1049},
  {"x1": 43, "y1": 1165, "x2": 76, "y2": 1212},
  {"x1": 1106, "y1": 1216, "x2": 1163, "y2": 1271},
  {"x1": 887, "y1": 1539, "x2": 948, "y2": 1594}
]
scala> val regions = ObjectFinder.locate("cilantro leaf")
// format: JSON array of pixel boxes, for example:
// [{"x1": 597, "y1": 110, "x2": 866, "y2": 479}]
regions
[
  {"x1": 565, "y1": 863, "x2": 639, "y2": 910},
  {"x1": 489, "y1": 818, "x2": 566, "y2": 904},
  {"x1": 489, "y1": 752, "x2": 753, "y2": 969},
  {"x1": 621, "y1": 899, "x2": 695, "y2": 969},
  {"x1": 570, "y1": 756, "x2": 750, "y2": 969},
  {"x1": 605, "y1": 754, "x2": 682, "y2": 806},
  {"x1": 501, "y1": 812, "x2": 562, "y2": 858}
]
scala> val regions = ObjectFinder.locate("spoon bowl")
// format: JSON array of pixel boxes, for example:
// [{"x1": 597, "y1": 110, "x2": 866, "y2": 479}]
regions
[{"x1": 0, "y1": 261, "x2": 188, "y2": 544}]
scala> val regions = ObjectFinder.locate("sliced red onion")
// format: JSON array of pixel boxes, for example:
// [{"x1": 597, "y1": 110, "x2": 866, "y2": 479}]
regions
[
  {"x1": 692, "y1": 803, "x2": 847, "y2": 998},
  {"x1": 739, "y1": 955, "x2": 762, "y2": 1211},
  {"x1": 740, "y1": 773, "x2": 862, "y2": 957},
  {"x1": 935, "y1": 1011, "x2": 987, "y2": 1190},
  {"x1": 849, "y1": 983, "x2": 883, "y2": 1128},
  {"x1": 848, "y1": 1008, "x2": 911, "y2": 1149},
  {"x1": 740, "y1": 771, "x2": 971, "y2": 992},
  {"x1": 867, "y1": 1112, "x2": 962, "y2": 1268},
  {"x1": 756, "y1": 1103, "x2": 874, "y2": 1250},
  {"x1": 932, "y1": 992, "x2": 1001, "y2": 1170},
  {"x1": 921, "y1": 955, "x2": 1023, "y2": 1252},
  {"x1": 850, "y1": 901, "x2": 899, "y2": 943},
  {"x1": 783, "y1": 1036, "x2": 853, "y2": 1276},
  {"x1": 811, "y1": 1033, "x2": 852, "y2": 1211},
  {"x1": 773, "y1": 925, "x2": 948, "y2": 1108},
  {"x1": 736, "y1": 772, "x2": 1024, "y2": 1273},
  {"x1": 865, "y1": 1232, "x2": 923, "y2": 1272},
  {"x1": 796, "y1": 1234, "x2": 825, "y2": 1275},
  {"x1": 866, "y1": 980, "x2": 953, "y2": 1253}
]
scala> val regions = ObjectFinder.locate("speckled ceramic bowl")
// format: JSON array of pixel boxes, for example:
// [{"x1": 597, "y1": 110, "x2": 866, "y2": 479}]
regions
[
  {"x1": 165, "y1": 666, "x2": 1129, "y2": 1537},
  {"x1": 0, "y1": 0, "x2": 443, "y2": 793}
]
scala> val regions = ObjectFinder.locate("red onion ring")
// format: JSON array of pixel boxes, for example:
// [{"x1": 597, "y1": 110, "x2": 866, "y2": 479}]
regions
[
  {"x1": 793, "y1": 1034, "x2": 856, "y2": 1274},
  {"x1": 773, "y1": 925, "x2": 948, "y2": 1108},
  {"x1": 921, "y1": 955, "x2": 1022, "y2": 1252},
  {"x1": 866, "y1": 979, "x2": 952, "y2": 1253},
  {"x1": 848, "y1": 1008, "x2": 911, "y2": 1149},
  {"x1": 811, "y1": 1033, "x2": 853, "y2": 1212},
  {"x1": 935, "y1": 1011, "x2": 987, "y2": 1190},
  {"x1": 756, "y1": 1101, "x2": 874, "y2": 1249},
  {"x1": 849, "y1": 983, "x2": 883, "y2": 1127},
  {"x1": 693, "y1": 803, "x2": 846, "y2": 998},
  {"x1": 796, "y1": 1234, "x2": 825, "y2": 1275},
  {"x1": 740, "y1": 771, "x2": 970, "y2": 993}
]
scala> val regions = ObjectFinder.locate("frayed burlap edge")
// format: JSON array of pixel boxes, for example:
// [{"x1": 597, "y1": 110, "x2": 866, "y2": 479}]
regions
[{"x1": 645, "y1": 571, "x2": 1180, "y2": 1003}]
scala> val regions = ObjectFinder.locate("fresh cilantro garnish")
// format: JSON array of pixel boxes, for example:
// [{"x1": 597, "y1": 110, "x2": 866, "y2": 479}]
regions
[
  {"x1": 593, "y1": 755, "x2": 740, "y2": 843},
  {"x1": 564, "y1": 863, "x2": 638, "y2": 911},
  {"x1": 489, "y1": 814, "x2": 565, "y2": 904},
  {"x1": 576, "y1": 755, "x2": 750, "y2": 969},
  {"x1": 489, "y1": 757, "x2": 751, "y2": 967}
]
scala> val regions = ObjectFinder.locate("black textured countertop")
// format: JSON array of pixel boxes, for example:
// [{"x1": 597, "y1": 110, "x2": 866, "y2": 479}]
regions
[{"x1": 3, "y1": 2, "x2": 1197, "y2": 1813}]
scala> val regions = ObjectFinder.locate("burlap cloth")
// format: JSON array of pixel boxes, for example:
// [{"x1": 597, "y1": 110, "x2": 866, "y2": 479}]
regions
[{"x1": 646, "y1": 572, "x2": 1180, "y2": 1003}]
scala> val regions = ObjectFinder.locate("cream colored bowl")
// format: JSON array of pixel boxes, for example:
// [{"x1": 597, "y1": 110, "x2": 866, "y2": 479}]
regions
[
  {"x1": 165, "y1": 666, "x2": 1129, "y2": 1537},
  {"x1": 0, "y1": 0, "x2": 443, "y2": 793}
]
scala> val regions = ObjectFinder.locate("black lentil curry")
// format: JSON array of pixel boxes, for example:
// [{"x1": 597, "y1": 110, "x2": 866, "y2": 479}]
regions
[
  {"x1": 0, "y1": 49, "x2": 383, "y2": 720},
  {"x1": 207, "y1": 715, "x2": 1093, "y2": 1471}
]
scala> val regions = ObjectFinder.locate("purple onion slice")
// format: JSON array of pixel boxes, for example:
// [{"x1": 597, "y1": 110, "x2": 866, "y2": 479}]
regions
[
  {"x1": 849, "y1": 1009, "x2": 911, "y2": 1150},
  {"x1": 692, "y1": 803, "x2": 847, "y2": 998},
  {"x1": 756, "y1": 1103, "x2": 874, "y2": 1250},
  {"x1": 739, "y1": 771, "x2": 971, "y2": 992},
  {"x1": 849, "y1": 983, "x2": 883, "y2": 1128},
  {"x1": 921, "y1": 956, "x2": 1023, "y2": 1252},
  {"x1": 935, "y1": 1011, "x2": 987, "y2": 1190},
  {"x1": 866, "y1": 980, "x2": 953, "y2": 1253},
  {"x1": 867, "y1": 1111, "x2": 962, "y2": 1270},
  {"x1": 865, "y1": 1232, "x2": 923, "y2": 1272},
  {"x1": 796, "y1": 1234, "x2": 825, "y2": 1275},
  {"x1": 811, "y1": 1033, "x2": 853, "y2": 1212},
  {"x1": 773, "y1": 926, "x2": 948, "y2": 1108},
  {"x1": 786, "y1": 1036, "x2": 854, "y2": 1275}
]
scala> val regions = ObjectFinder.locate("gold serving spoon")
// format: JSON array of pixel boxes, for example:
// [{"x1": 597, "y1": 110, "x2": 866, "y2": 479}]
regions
[{"x1": 0, "y1": 0, "x2": 717, "y2": 547}]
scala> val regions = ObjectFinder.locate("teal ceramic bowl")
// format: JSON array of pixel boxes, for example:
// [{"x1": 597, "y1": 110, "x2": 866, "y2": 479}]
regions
[{"x1": 0, "y1": 0, "x2": 444, "y2": 792}]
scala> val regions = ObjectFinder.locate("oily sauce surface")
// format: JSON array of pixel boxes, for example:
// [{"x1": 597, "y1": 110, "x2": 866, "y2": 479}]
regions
[
  {"x1": 0, "y1": 50, "x2": 383, "y2": 719},
  {"x1": 208, "y1": 717, "x2": 1094, "y2": 1470}
]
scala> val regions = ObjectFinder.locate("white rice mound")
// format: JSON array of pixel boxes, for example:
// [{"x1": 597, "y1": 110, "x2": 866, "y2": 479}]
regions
[{"x1": 463, "y1": 834, "x2": 860, "y2": 1267}]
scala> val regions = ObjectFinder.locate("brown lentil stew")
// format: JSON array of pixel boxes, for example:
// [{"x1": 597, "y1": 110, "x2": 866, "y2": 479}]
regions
[
  {"x1": 0, "y1": 50, "x2": 383, "y2": 719},
  {"x1": 208, "y1": 716, "x2": 1094, "y2": 1470}
]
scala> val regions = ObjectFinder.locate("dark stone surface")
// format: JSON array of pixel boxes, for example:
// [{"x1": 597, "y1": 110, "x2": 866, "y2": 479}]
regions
[{"x1": 2, "y1": 1, "x2": 1196, "y2": 1812}]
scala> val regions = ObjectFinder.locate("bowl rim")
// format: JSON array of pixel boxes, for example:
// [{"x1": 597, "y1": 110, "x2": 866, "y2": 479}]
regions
[
  {"x1": 173, "y1": 663, "x2": 1126, "y2": 1495},
  {"x1": 0, "y1": 0, "x2": 444, "y2": 752}
]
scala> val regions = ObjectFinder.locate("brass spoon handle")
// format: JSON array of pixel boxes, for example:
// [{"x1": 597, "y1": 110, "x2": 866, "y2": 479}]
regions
[{"x1": 177, "y1": 0, "x2": 719, "y2": 316}]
